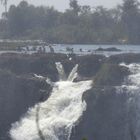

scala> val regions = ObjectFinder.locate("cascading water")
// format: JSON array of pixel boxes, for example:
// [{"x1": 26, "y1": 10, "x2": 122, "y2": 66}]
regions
[
  {"x1": 55, "y1": 62, "x2": 66, "y2": 81},
  {"x1": 117, "y1": 63, "x2": 140, "y2": 139},
  {"x1": 46, "y1": 77, "x2": 54, "y2": 87},
  {"x1": 67, "y1": 64, "x2": 78, "y2": 82},
  {"x1": 119, "y1": 63, "x2": 140, "y2": 92},
  {"x1": 10, "y1": 63, "x2": 92, "y2": 140}
]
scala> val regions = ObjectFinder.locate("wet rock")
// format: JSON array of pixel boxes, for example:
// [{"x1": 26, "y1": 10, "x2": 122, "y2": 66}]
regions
[
  {"x1": 0, "y1": 53, "x2": 140, "y2": 140},
  {"x1": 77, "y1": 55, "x2": 105, "y2": 78},
  {"x1": 0, "y1": 70, "x2": 50, "y2": 140},
  {"x1": 107, "y1": 53, "x2": 140, "y2": 64},
  {"x1": 71, "y1": 87, "x2": 131, "y2": 140},
  {"x1": 94, "y1": 63, "x2": 129, "y2": 86},
  {"x1": 95, "y1": 47, "x2": 122, "y2": 52}
]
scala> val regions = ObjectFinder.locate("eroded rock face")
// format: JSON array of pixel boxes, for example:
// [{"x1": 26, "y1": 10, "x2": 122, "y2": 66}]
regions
[
  {"x1": 71, "y1": 87, "x2": 131, "y2": 140},
  {"x1": 107, "y1": 53, "x2": 140, "y2": 64},
  {"x1": 77, "y1": 55, "x2": 105, "y2": 78},
  {"x1": 0, "y1": 53, "x2": 72, "y2": 140},
  {"x1": 0, "y1": 53, "x2": 62, "y2": 81},
  {"x1": 94, "y1": 63, "x2": 129, "y2": 86},
  {"x1": 0, "y1": 53, "x2": 106, "y2": 79},
  {"x1": 0, "y1": 53, "x2": 139, "y2": 140},
  {"x1": 70, "y1": 54, "x2": 140, "y2": 140},
  {"x1": 70, "y1": 61, "x2": 131, "y2": 140},
  {"x1": 0, "y1": 70, "x2": 51, "y2": 140},
  {"x1": 95, "y1": 47, "x2": 122, "y2": 52}
]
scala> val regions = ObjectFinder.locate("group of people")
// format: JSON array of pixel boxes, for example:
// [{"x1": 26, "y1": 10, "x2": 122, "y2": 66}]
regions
[
  {"x1": 17, "y1": 44, "x2": 55, "y2": 54},
  {"x1": 18, "y1": 45, "x2": 93, "y2": 55}
]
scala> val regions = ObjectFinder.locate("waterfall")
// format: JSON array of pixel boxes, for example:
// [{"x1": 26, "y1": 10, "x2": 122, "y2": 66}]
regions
[
  {"x1": 46, "y1": 77, "x2": 54, "y2": 87},
  {"x1": 67, "y1": 64, "x2": 78, "y2": 82},
  {"x1": 119, "y1": 63, "x2": 140, "y2": 91},
  {"x1": 10, "y1": 63, "x2": 92, "y2": 140},
  {"x1": 55, "y1": 62, "x2": 66, "y2": 81},
  {"x1": 117, "y1": 63, "x2": 140, "y2": 139}
]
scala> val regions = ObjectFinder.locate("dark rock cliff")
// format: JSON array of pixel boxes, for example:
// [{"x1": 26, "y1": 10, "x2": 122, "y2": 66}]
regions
[
  {"x1": 70, "y1": 57, "x2": 131, "y2": 140},
  {"x1": 0, "y1": 70, "x2": 51, "y2": 140},
  {"x1": 70, "y1": 53, "x2": 140, "y2": 140},
  {"x1": 0, "y1": 53, "x2": 138, "y2": 140},
  {"x1": 71, "y1": 87, "x2": 131, "y2": 140}
]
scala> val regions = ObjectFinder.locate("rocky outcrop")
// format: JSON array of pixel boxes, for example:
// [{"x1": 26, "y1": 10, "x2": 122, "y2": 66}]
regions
[
  {"x1": 0, "y1": 69, "x2": 51, "y2": 140},
  {"x1": 94, "y1": 63, "x2": 129, "y2": 86},
  {"x1": 70, "y1": 66, "x2": 130, "y2": 140},
  {"x1": 71, "y1": 87, "x2": 131, "y2": 140},
  {"x1": 107, "y1": 53, "x2": 140, "y2": 64},
  {"x1": 77, "y1": 55, "x2": 105, "y2": 78},
  {"x1": 95, "y1": 47, "x2": 122, "y2": 52},
  {"x1": 0, "y1": 53, "x2": 140, "y2": 140},
  {"x1": 70, "y1": 54, "x2": 137, "y2": 140}
]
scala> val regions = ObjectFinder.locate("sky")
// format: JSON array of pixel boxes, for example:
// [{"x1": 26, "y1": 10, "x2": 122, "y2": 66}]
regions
[{"x1": 0, "y1": 0, "x2": 123, "y2": 16}]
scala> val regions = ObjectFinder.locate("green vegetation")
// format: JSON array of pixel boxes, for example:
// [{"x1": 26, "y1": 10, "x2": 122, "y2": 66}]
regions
[{"x1": 0, "y1": 0, "x2": 140, "y2": 44}]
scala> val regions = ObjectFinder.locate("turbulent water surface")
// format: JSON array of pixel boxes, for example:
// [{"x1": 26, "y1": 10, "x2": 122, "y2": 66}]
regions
[
  {"x1": 116, "y1": 63, "x2": 140, "y2": 139},
  {"x1": 10, "y1": 63, "x2": 92, "y2": 140}
]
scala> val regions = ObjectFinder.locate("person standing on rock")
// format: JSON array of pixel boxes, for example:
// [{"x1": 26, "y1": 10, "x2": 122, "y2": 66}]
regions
[{"x1": 49, "y1": 45, "x2": 55, "y2": 53}]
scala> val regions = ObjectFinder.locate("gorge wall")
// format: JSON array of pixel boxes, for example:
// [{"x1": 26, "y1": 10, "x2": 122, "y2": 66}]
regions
[{"x1": 0, "y1": 53, "x2": 139, "y2": 140}]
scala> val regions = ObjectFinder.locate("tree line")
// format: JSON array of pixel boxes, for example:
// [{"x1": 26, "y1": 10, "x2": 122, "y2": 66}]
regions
[{"x1": 0, "y1": 0, "x2": 140, "y2": 44}]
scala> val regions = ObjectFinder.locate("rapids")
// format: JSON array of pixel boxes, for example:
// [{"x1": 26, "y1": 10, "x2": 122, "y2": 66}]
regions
[{"x1": 10, "y1": 63, "x2": 92, "y2": 140}]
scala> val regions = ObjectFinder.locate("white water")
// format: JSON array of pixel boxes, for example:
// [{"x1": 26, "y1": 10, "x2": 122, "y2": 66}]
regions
[
  {"x1": 118, "y1": 63, "x2": 140, "y2": 139},
  {"x1": 55, "y1": 62, "x2": 66, "y2": 81},
  {"x1": 118, "y1": 63, "x2": 140, "y2": 92},
  {"x1": 46, "y1": 77, "x2": 54, "y2": 87},
  {"x1": 67, "y1": 64, "x2": 78, "y2": 82},
  {"x1": 10, "y1": 63, "x2": 92, "y2": 140}
]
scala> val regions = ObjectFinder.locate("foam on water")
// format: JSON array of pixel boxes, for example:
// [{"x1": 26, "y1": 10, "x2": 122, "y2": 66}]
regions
[
  {"x1": 117, "y1": 63, "x2": 140, "y2": 139},
  {"x1": 10, "y1": 63, "x2": 92, "y2": 140},
  {"x1": 67, "y1": 64, "x2": 78, "y2": 82},
  {"x1": 119, "y1": 63, "x2": 140, "y2": 91},
  {"x1": 55, "y1": 62, "x2": 66, "y2": 81}
]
